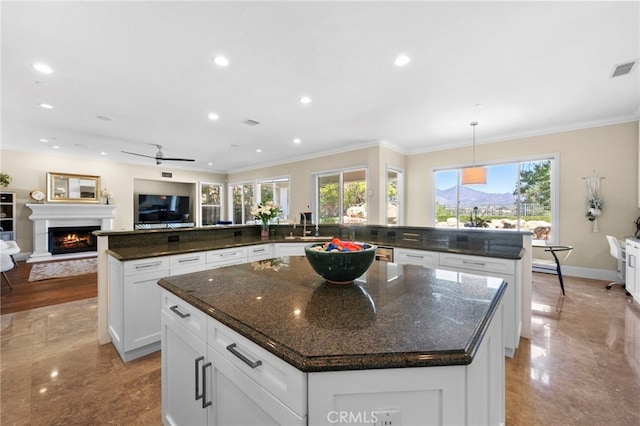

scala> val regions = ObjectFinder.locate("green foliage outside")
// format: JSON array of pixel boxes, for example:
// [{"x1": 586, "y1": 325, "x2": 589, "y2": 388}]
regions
[{"x1": 318, "y1": 180, "x2": 367, "y2": 224}]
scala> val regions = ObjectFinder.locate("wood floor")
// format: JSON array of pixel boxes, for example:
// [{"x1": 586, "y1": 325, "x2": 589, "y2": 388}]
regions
[{"x1": 0, "y1": 260, "x2": 97, "y2": 314}]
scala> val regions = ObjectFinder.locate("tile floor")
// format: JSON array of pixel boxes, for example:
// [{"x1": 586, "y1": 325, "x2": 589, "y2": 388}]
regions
[{"x1": 1, "y1": 273, "x2": 639, "y2": 425}]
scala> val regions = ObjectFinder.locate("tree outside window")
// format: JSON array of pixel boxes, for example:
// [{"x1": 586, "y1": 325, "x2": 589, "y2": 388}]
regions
[
  {"x1": 200, "y1": 182, "x2": 223, "y2": 225},
  {"x1": 318, "y1": 169, "x2": 367, "y2": 224}
]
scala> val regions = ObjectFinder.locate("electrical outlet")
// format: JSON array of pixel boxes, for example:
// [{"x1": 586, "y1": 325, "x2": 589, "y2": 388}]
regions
[
  {"x1": 374, "y1": 409, "x2": 401, "y2": 426},
  {"x1": 168, "y1": 235, "x2": 179, "y2": 243}
]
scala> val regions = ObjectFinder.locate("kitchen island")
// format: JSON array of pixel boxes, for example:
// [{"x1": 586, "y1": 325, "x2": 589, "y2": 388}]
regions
[{"x1": 159, "y1": 255, "x2": 507, "y2": 425}]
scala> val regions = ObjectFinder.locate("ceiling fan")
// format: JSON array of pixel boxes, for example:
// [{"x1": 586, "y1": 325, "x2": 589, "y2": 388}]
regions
[{"x1": 121, "y1": 144, "x2": 195, "y2": 165}]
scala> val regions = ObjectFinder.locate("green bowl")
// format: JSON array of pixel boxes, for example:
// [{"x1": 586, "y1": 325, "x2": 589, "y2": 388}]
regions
[{"x1": 304, "y1": 242, "x2": 377, "y2": 285}]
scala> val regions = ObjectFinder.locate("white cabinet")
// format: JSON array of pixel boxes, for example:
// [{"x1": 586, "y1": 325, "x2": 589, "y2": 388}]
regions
[
  {"x1": 626, "y1": 239, "x2": 639, "y2": 300},
  {"x1": 109, "y1": 255, "x2": 170, "y2": 362},
  {"x1": 247, "y1": 244, "x2": 274, "y2": 261},
  {"x1": 439, "y1": 252, "x2": 521, "y2": 358},
  {"x1": 395, "y1": 248, "x2": 438, "y2": 267},
  {"x1": 273, "y1": 243, "x2": 307, "y2": 257},
  {"x1": 206, "y1": 246, "x2": 248, "y2": 269},
  {"x1": 170, "y1": 251, "x2": 206, "y2": 275},
  {"x1": 161, "y1": 289, "x2": 306, "y2": 426}
]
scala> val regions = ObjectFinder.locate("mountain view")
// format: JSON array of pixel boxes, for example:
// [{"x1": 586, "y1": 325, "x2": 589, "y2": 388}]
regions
[{"x1": 436, "y1": 186, "x2": 517, "y2": 206}]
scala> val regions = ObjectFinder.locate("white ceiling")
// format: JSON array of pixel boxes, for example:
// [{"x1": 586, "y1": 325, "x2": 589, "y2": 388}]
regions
[{"x1": 2, "y1": 1, "x2": 639, "y2": 173}]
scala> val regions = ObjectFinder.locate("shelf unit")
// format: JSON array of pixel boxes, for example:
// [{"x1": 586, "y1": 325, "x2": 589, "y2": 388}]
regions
[{"x1": 0, "y1": 191, "x2": 16, "y2": 241}]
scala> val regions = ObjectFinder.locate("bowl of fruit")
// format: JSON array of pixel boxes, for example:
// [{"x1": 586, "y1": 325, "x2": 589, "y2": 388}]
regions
[{"x1": 304, "y1": 238, "x2": 377, "y2": 285}]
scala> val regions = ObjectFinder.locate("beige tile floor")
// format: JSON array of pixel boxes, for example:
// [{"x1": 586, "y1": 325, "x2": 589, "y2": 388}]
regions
[{"x1": 1, "y1": 273, "x2": 639, "y2": 425}]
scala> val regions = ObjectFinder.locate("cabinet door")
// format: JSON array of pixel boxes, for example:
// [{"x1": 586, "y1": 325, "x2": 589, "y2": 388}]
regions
[
  {"x1": 247, "y1": 244, "x2": 274, "y2": 261},
  {"x1": 161, "y1": 310, "x2": 211, "y2": 426},
  {"x1": 208, "y1": 347, "x2": 306, "y2": 426},
  {"x1": 273, "y1": 243, "x2": 306, "y2": 257},
  {"x1": 124, "y1": 269, "x2": 167, "y2": 351},
  {"x1": 395, "y1": 248, "x2": 438, "y2": 267}
]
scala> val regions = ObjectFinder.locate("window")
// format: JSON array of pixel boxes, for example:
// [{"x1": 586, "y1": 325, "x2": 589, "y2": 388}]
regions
[
  {"x1": 200, "y1": 182, "x2": 223, "y2": 226},
  {"x1": 257, "y1": 177, "x2": 289, "y2": 221},
  {"x1": 230, "y1": 182, "x2": 254, "y2": 225},
  {"x1": 386, "y1": 167, "x2": 403, "y2": 225},
  {"x1": 434, "y1": 157, "x2": 556, "y2": 241},
  {"x1": 317, "y1": 168, "x2": 367, "y2": 224}
]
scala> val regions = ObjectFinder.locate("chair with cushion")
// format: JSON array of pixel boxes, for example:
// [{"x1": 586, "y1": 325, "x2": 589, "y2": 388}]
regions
[
  {"x1": 1, "y1": 240, "x2": 20, "y2": 290},
  {"x1": 605, "y1": 235, "x2": 629, "y2": 294}
]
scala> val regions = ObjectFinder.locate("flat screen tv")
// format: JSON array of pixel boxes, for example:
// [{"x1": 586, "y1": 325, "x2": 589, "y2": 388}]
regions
[{"x1": 138, "y1": 194, "x2": 190, "y2": 223}]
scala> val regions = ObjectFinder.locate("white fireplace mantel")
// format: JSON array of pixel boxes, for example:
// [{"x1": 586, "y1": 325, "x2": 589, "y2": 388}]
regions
[{"x1": 26, "y1": 203, "x2": 117, "y2": 262}]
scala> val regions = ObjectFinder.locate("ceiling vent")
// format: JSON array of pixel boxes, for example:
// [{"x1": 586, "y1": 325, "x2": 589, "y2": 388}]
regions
[
  {"x1": 611, "y1": 60, "x2": 637, "y2": 78},
  {"x1": 242, "y1": 119, "x2": 260, "y2": 126}
]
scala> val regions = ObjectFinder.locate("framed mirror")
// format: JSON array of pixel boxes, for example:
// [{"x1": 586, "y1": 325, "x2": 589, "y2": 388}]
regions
[{"x1": 46, "y1": 172, "x2": 101, "y2": 203}]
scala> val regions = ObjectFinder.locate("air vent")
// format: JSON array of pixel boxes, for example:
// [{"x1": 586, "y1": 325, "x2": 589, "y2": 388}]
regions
[
  {"x1": 242, "y1": 119, "x2": 260, "y2": 126},
  {"x1": 611, "y1": 60, "x2": 637, "y2": 78}
]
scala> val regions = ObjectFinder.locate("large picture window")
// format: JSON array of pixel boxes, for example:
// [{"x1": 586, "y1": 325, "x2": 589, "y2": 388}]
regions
[
  {"x1": 200, "y1": 182, "x2": 223, "y2": 226},
  {"x1": 317, "y1": 168, "x2": 367, "y2": 224},
  {"x1": 230, "y1": 182, "x2": 254, "y2": 225},
  {"x1": 257, "y1": 177, "x2": 289, "y2": 221},
  {"x1": 434, "y1": 157, "x2": 556, "y2": 242}
]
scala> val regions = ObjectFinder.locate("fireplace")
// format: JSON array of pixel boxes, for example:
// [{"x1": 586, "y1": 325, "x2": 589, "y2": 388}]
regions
[{"x1": 48, "y1": 226, "x2": 100, "y2": 255}]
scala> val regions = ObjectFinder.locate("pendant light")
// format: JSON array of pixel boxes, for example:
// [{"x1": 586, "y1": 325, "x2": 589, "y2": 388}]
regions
[{"x1": 461, "y1": 121, "x2": 487, "y2": 185}]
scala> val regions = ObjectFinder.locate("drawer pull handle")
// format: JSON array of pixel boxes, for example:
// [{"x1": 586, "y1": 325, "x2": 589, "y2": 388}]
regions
[
  {"x1": 226, "y1": 343, "x2": 262, "y2": 368},
  {"x1": 462, "y1": 260, "x2": 486, "y2": 267},
  {"x1": 406, "y1": 254, "x2": 424, "y2": 259},
  {"x1": 170, "y1": 305, "x2": 191, "y2": 319},
  {"x1": 253, "y1": 248, "x2": 265, "y2": 253},
  {"x1": 178, "y1": 257, "x2": 200, "y2": 263},
  {"x1": 195, "y1": 356, "x2": 205, "y2": 402},
  {"x1": 135, "y1": 261, "x2": 163, "y2": 269},
  {"x1": 202, "y1": 362, "x2": 212, "y2": 408},
  {"x1": 221, "y1": 252, "x2": 238, "y2": 257}
]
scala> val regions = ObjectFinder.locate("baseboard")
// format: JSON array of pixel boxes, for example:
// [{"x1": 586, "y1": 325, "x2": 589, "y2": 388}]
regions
[{"x1": 533, "y1": 264, "x2": 617, "y2": 282}]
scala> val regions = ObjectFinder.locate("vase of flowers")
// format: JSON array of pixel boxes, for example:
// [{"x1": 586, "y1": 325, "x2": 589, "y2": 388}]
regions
[{"x1": 251, "y1": 201, "x2": 281, "y2": 239}]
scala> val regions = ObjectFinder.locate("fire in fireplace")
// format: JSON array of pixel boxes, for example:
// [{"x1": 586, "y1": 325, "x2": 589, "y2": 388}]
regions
[{"x1": 48, "y1": 226, "x2": 100, "y2": 255}]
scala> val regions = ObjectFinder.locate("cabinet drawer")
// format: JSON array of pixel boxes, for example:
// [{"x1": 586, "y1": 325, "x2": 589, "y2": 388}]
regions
[
  {"x1": 161, "y1": 289, "x2": 207, "y2": 341},
  {"x1": 206, "y1": 247, "x2": 248, "y2": 266},
  {"x1": 439, "y1": 253, "x2": 515, "y2": 275},
  {"x1": 247, "y1": 244, "x2": 273, "y2": 261},
  {"x1": 207, "y1": 317, "x2": 307, "y2": 417},
  {"x1": 123, "y1": 256, "x2": 170, "y2": 276},
  {"x1": 273, "y1": 243, "x2": 307, "y2": 257},
  {"x1": 395, "y1": 248, "x2": 438, "y2": 267},
  {"x1": 170, "y1": 252, "x2": 206, "y2": 270}
]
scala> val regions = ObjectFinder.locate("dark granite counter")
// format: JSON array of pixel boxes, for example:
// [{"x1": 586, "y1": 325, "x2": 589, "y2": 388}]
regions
[
  {"x1": 102, "y1": 224, "x2": 526, "y2": 260},
  {"x1": 158, "y1": 256, "x2": 507, "y2": 372}
]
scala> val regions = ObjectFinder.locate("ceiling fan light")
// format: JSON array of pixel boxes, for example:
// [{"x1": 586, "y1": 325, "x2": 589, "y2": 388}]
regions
[{"x1": 461, "y1": 167, "x2": 487, "y2": 185}]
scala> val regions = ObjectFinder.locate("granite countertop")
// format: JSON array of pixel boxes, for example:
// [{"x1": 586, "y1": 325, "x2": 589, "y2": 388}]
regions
[
  {"x1": 159, "y1": 256, "x2": 507, "y2": 372},
  {"x1": 106, "y1": 237, "x2": 523, "y2": 261}
]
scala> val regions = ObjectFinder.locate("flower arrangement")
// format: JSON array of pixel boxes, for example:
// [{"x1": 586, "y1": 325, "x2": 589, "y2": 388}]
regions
[
  {"x1": 0, "y1": 173, "x2": 11, "y2": 188},
  {"x1": 251, "y1": 201, "x2": 281, "y2": 227},
  {"x1": 586, "y1": 196, "x2": 603, "y2": 221}
]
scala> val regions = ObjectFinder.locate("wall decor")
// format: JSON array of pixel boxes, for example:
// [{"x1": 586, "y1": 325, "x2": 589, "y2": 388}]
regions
[{"x1": 47, "y1": 172, "x2": 101, "y2": 203}]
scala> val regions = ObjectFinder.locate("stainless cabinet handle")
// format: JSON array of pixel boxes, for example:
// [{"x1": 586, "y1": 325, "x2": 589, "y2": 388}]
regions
[
  {"x1": 253, "y1": 248, "x2": 266, "y2": 253},
  {"x1": 170, "y1": 305, "x2": 190, "y2": 319},
  {"x1": 462, "y1": 260, "x2": 486, "y2": 267},
  {"x1": 134, "y1": 261, "x2": 163, "y2": 269},
  {"x1": 226, "y1": 343, "x2": 262, "y2": 368},
  {"x1": 195, "y1": 356, "x2": 204, "y2": 402},
  {"x1": 220, "y1": 252, "x2": 238, "y2": 257},
  {"x1": 406, "y1": 254, "x2": 424, "y2": 259},
  {"x1": 178, "y1": 257, "x2": 200, "y2": 263},
  {"x1": 202, "y1": 362, "x2": 212, "y2": 408}
]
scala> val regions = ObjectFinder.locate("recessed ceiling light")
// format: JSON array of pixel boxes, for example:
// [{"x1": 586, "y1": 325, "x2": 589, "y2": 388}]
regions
[
  {"x1": 32, "y1": 63, "x2": 53, "y2": 74},
  {"x1": 39, "y1": 138, "x2": 49, "y2": 143},
  {"x1": 39, "y1": 103, "x2": 53, "y2": 109},
  {"x1": 293, "y1": 138, "x2": 301, "y2": 144},
  {"x1": 100, "y1": 152, "x2": 108, "y2": 156},
  {"x1": 299, "y1": 96, "x2": 312, "y2": 104},
  {"x1": 212, "y1": 56, "x2": 229, "y2": 67},
  {"x1": 207, "y1": 162, "x2": 213, "y2": 166},
  {"x1": 96, "y1": 115, "x2": 113, "y2": 121},
  {"x1": 208, "y1": 112, "x2": 219, "y2": 121},
  {"x1": 394, "y1": 55, "x2": 411, "y2": 67},
  {"x1": 256, "y1": 149, "x2": 262, "y2": 153},
  {"x1": 51, "y1": 145, "x2": 60, "y2": 149}
]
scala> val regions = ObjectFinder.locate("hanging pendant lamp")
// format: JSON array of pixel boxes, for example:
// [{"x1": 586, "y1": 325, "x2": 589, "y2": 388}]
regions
[{"x1": 461, "y1": 121, "x2": 487, "y2": 185}]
